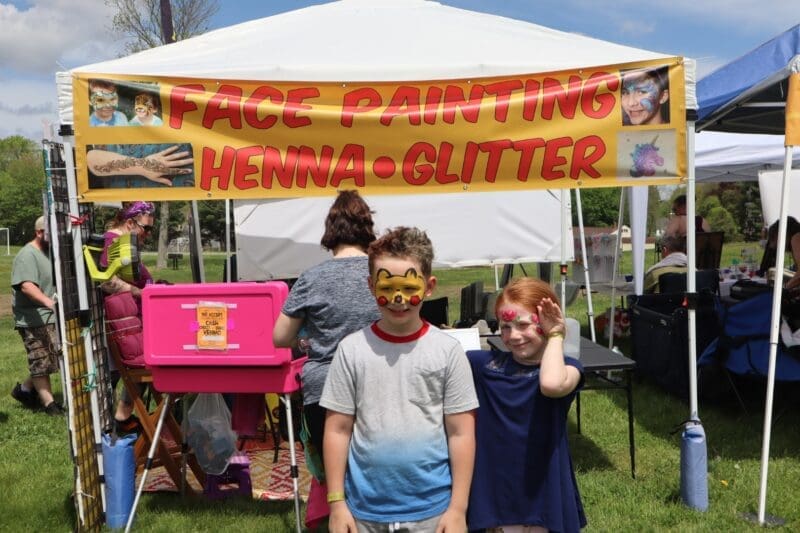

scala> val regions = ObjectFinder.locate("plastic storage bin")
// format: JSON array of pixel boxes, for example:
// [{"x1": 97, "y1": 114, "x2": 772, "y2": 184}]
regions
[{"x1": 142, "y1": 282, "x2": 305, "y2": 393}]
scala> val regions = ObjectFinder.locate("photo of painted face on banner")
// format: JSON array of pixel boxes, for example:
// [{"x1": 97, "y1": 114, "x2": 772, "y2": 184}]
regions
[
  {"x1": 86, "y1": 143, "x2": 195, "y2": 189},
  {"x1": 88, "y1": 79, "x2": 164, "y2": 127},
  {"x1": 620, "y1": 67, "x2": 670, "y2": 126}
]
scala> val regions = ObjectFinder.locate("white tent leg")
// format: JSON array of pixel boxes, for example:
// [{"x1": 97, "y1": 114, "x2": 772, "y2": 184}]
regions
[
  {"x1": 225, "y1": 199, "x2": 231, "y2": 282},
  {"x1": 608, "y1": 188, "x2": 625, "y2": 350},
  {"x1": 574, "y1": 189, "x2": 596, "y2": 342},
  {"x1": 757, "y1": 146, "x2": 794, "y2": 525},
  {"x1": 280, "y1": 394, "x2": 303, "y2": 533}
]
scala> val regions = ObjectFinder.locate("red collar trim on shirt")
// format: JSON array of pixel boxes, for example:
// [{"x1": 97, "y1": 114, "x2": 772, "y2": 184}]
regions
[{"x1": 371, "y1": 321, "x2": 430, "y2": 343}]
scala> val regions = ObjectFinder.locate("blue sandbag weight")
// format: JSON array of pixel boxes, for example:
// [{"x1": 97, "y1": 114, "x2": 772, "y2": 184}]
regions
[
  {"x1": 102, "y1": 432, "x2": 138, "y2": 529},
  {"x1": 680, "y1": 420, "x2": 709, "y2": 511}
]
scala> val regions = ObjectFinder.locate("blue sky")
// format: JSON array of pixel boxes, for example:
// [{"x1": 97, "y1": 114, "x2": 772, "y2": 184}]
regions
[{"x1": 0, "y1": 0, "x2": 797, "y2": 140}]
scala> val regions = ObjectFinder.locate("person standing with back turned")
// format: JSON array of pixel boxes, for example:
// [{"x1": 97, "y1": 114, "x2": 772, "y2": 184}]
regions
[
  {"x1": 10, "y1": 216, "x2": 64, "y2": 416},
  {"x1": 273, "y1": 190, "x2": 381, "y2": 528},
  {"x1": 322, "y1": 226, "x2": 478, "y2": 533}
]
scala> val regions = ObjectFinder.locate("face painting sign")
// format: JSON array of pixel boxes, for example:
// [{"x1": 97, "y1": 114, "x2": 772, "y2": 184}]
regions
[{"x1": 72, "y1": 58, "x2": 686, "y2": 202}]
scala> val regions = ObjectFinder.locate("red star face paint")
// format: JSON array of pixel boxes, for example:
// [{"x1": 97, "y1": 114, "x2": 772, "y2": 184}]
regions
[{"x1": 373, "y1": 267, "x2": 426, "y2": 307}]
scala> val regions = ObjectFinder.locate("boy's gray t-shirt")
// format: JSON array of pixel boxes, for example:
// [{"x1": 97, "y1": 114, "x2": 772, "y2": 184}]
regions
[
  {"x1": 320, "y1": 323, "x2": 479, "y2": 522},
  {"x1": 282, "y1": 255, "x2": 379, "y2": 405}
]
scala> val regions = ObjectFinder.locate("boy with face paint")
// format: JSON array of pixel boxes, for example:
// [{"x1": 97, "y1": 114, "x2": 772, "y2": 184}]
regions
[
  {"x1": 621, "y1": 67, "x2": 670, "y2": 126},
  {"x1": 321, "y1": 227, "x2": 478, "y2": 533},
  {"x1": 88, "y1": 79, "x2": 129, "y2": 127}
]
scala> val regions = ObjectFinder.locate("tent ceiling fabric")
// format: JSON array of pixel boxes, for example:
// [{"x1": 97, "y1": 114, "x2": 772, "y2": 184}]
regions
[
  {"x1": 695, "y1": 131, "x2": 800, "y2": 182},
  {"x1": 58, "y1": 0, "x2": 690, "y2": 124},
  {"x1": 697, "y1": 24, "x2": 800, "y2": 134}
]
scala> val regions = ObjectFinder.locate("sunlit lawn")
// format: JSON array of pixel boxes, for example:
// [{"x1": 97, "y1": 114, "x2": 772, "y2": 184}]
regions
[{"x1": 1, "y1": 244, "x2": 799, "y2": 531}]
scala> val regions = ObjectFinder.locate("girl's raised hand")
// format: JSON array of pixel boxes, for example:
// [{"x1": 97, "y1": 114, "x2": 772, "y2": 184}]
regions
[{"x1": 537, "y1": 297, "x2": 566, "y2": 337}]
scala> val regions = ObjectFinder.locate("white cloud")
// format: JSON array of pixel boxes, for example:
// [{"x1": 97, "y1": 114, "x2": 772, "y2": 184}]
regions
[
  {"x1": 0, "y1": 78, "x2": 59, "y2": 140},
  {"x1": 0, "y1": 0, "x2": 121, "y2": 74}
]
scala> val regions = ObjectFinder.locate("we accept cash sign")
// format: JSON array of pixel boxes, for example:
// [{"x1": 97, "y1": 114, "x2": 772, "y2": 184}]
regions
[{"x1": 73, "y1": 58, "x2": 686, "y2": 202}]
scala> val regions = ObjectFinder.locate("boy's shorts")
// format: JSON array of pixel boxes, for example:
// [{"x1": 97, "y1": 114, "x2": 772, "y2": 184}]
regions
[
  {"x1": 355, "y1": 513, "x2": 442, "y2": 533},
  {"x1": 18, "y1": 324, "x2": 60, "y2": 377}
]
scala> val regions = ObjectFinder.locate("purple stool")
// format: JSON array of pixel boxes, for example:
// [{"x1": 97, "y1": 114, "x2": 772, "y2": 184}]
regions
[{"x1": 203, "y1": 453, "x2": 252, "y2": 500}]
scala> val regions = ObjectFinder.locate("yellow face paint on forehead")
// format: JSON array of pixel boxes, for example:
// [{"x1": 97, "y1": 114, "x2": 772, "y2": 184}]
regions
[{"x1": 373, "y1": 268, "x2": 426, "y2": 307}]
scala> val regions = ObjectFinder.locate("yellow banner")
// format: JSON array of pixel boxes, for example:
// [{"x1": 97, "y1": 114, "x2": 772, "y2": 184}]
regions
[{"x1": 73, "y1": 59, "x2": 686, "y2": 202}]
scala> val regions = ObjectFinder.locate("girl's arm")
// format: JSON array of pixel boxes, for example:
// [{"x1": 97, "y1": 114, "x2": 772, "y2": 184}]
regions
[{"x1": 537, "y1": 298, "x2": 582, "y2": 398}]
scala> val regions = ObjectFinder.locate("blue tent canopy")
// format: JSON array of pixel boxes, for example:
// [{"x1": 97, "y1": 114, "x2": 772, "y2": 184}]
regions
[{"x1": 697, "y1": 24, "x2": 800, "y2": 134}]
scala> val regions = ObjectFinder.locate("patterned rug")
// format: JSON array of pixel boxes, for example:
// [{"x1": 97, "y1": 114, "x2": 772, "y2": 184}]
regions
[{"x1": 140, "y1": 436, "x2": 311, "y2": 501}]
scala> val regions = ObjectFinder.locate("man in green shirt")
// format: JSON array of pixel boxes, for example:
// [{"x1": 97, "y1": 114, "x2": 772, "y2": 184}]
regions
[{"x1": 10, "y1": 216, "x2": 64, "y2": 415}]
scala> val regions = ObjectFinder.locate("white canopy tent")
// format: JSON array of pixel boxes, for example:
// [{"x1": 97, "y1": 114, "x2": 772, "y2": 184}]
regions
[{"x1": 57, "y1": 1, "x2": 700, "y2": 529}]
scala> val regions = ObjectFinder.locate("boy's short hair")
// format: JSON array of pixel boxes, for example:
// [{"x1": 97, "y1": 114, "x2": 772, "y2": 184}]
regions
[{"x1": 368, "y1": 226, "x2": 434, "y2": 278}]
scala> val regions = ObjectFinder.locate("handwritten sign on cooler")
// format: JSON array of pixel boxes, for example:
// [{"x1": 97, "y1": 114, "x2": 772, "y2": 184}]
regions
[{"x1": 196, "y1": 301, "x2": 228, "y2": 350}]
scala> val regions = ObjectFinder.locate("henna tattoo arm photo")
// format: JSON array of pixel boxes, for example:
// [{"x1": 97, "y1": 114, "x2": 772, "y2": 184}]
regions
[{"x1": 87, "y1": 145, "x2": 193, "y2": 186}]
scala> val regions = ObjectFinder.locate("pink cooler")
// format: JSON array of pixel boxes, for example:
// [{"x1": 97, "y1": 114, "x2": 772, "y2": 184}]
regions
[{"x1": 142, "y1": 282, "x2": 305, "y2": 393}]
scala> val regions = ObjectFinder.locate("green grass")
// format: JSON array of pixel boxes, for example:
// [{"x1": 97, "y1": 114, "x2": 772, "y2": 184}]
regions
[{"x1": 2, "y1": 244, "x2": 799, "y2": 531}]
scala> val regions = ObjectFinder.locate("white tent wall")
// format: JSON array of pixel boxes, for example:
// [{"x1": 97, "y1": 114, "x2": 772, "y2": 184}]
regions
[
  {"x1": 759, "y1": 169, "x2": 800, "y2": 225},
  {"x1": 234, "y1": 190, "x2": 566, "y2": 281}
]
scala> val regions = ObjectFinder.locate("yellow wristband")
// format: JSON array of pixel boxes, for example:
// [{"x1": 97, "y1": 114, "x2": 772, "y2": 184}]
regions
[
  {"x1": 547, "y1": 331, "x2": 565, "y2": 339},
  {"x1": 327, "y1": 491, "x2": 345, "y2": 504}
]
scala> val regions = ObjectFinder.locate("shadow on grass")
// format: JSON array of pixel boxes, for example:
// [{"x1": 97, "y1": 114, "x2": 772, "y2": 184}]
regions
[
  {"x1": 600, "y1": 371, "x2": 800, "y2": 461},
  {"x1": 569, "y1": 422, "x2": 616, "y2": 473},
  {"x1": 135, "y1": 493, "x2": 298, "y2": 529}
]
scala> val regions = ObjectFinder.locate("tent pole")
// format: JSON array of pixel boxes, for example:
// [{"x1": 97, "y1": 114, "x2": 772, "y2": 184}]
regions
[
  {"x1": 608, "y1": 188, "x2": 625, "y2": 350},
  {"x1": 757, "y1": 146, "x2": 794, "y2": 525},
  {"x1": 190, "y1": 201, "x2": 205, "y2": 283},
  {"x1": 574, "y1": 189, "x2": 596, "y2": 342},
  {"x1": 560, "y1": 190, "x2": 568, "y2": 306},
  {"x1": 757, "y1": 70, "x2": 800, "y2": 526},
  {"x1": 686, "y1": 128, "x2": 699, "y2": 419},
  {"x1": 224, "y1": 199, "x2": 231, "y2": 282}
]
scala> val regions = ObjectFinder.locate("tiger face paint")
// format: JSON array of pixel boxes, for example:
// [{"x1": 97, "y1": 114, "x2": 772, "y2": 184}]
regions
[{"x1": 373, "y1": 267, "x2": 426, "y2": 307}]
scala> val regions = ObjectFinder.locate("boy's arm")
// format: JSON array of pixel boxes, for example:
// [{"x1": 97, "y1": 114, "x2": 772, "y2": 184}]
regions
[
  {"x1": 324, "y1": 410, "x2": 356, "y2": 533},
  {"x1": 437, "y1": 410, "x2": 476, "y2": 533}
]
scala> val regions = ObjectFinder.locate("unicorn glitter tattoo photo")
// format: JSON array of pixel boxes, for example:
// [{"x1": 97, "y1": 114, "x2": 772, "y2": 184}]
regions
[{"x1": 629, "y1": 135, "x2": 665, "y2": 177}]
